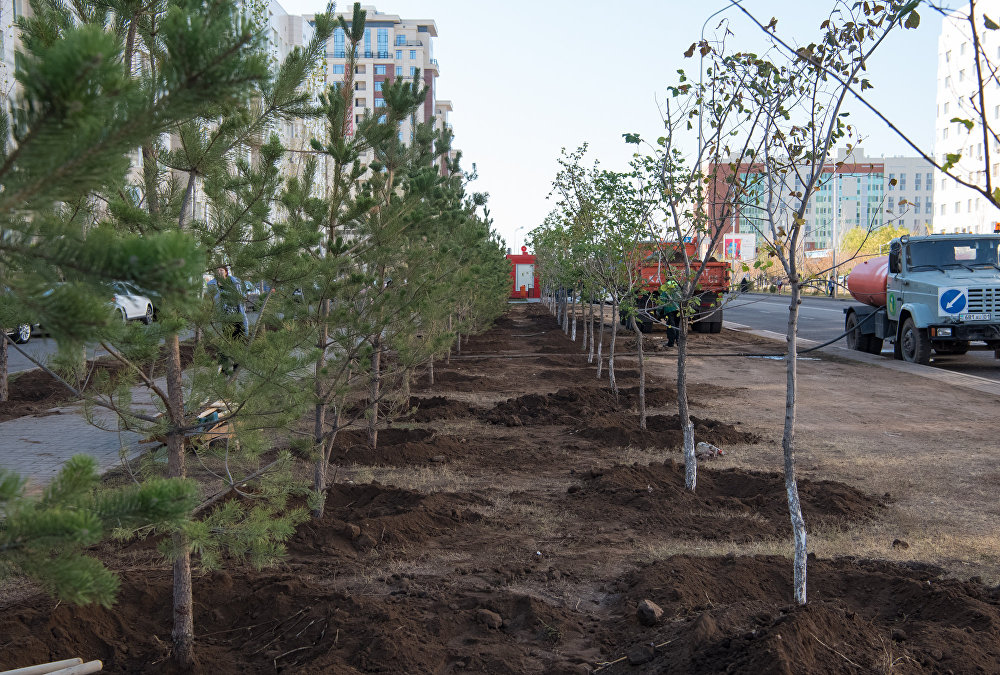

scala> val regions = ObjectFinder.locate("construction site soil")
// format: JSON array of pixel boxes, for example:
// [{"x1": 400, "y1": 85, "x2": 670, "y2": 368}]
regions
[{"x1": 3, "y1": 303, "x2": 1000, "y2": 673}]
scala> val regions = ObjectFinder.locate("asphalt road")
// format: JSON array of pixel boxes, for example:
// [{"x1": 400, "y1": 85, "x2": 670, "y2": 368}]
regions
[{"x1": 723, "y1": 293, "x2": 1000, "y2": 381}]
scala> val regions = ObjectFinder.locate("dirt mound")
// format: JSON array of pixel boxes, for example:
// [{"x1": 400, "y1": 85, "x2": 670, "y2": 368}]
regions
[
  {"x1": 404, "y1": 395, "x2": 477, "y2": 422},
  {"x1": 289, "y1": 482, "x2": 484, "y2": 556},
  {"x1": 579, "y1": 414, "x2": 760, "y2": 449},
  {"x1": 597, "y1": 554, "x2": 1000, "y2": 673},
  {"x1": 333, "y1": 427, "x2": 467, "y2": 465},
  {"x1": 482, "y1": 386, "x2": 683, "y2": 427},
  {"x1": 569, "y1": 461, "x2": 886, "y2": 539}
]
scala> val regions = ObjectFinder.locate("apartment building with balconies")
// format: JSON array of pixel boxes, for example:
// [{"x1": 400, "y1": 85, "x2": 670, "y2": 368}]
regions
[{"x1": 933, "y1": 2, "x2": 1000, "y2": 234}]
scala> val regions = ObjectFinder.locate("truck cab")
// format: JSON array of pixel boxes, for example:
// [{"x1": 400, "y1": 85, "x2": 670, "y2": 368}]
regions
[{"x1": 844, "y1": 234, "x2": 1000, "y2": 364}]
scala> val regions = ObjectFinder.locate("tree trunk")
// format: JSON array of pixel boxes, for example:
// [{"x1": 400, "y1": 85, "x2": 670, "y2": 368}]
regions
[
  {"x1": 596, "y1": 298, "x2": 605, "y2": 378},
  {"x1": 587, "y1": 296, "x2": 594, "y2": 363},
  {"x1": 570, "y1": 288, "x2": 577, "y2": 342},
  {"x1": 784, "y1": 281, "x2": 807, "y2": 605},
  {"x1": 165, "y1": 333, "x2": 194, "y2": 667},
  {"x1": 0, "y1": 334, "x2": 8, "y2": 402},
  {"x1": 608, "y1": 299, "x2": 618, "y2": 398},
  {"x1": 631, "y1": 318, "x2": 646, "y2": 430},
  {"x1": 368, "y1": 335, "x2": 381, "y2": 450},
  {"x1": 678, "y1": 315, "x2": 696, "y2": 491},
  {"x1": 178, "y1": 170, "x2": 197, "y2": 228},
  {"x1": 582, "y1": 294, "x2": 590, "y2": 352},
  {"x1": 455, "y1": 332, "x2": 461, "y2": 356},
  {"x1": 312, "y1": 306, "x2": 330, "y2": 519},
  {"x1": 428, "y1": 358, "x2": 434, "y2": 386},
  {"x1": 562, "y1": 290, "x2": 570, "y2": 334}
]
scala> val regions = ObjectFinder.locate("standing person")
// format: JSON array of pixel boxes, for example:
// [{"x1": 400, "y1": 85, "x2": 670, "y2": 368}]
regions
[
  {"x1": 660, "y1": 279, "x2": 680, "y2": 348},
  {"x1": 827, "y1": 277, "x2": 835, "y2": 296},
  {"x1": 207, "y1": 266, "x2": 248, "y2": 374}
]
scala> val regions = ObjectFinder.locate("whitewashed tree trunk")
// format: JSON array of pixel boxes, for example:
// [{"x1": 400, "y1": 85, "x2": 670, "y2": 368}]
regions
[
  {"x1": 596, "y1": 298, "x2": 605, "y2": 378},
  {"x1": 586, "y1": 296, "x2": 595, "y2": 359},
  {"x1": 562, "y1": 289, "x2": 570, "y2": 334},
  {"x1": 784, "y1": 280, "x2": 807, "y2": 605},
  {"x1": 570, "y1": 288, "x2": 577, "y2": 342},
  {"x1": 677, "y1": 315, "x2": 696, "y2": 491},
  {"x1": 608, "y1": 299, "x2": 618, "y2": 398}
]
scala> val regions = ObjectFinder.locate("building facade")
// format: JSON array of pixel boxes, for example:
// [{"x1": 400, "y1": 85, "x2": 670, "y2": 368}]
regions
[
  {"x1": 933, "y1": 2, "x2": 1000, "y2": 234},
  {"x1": 708, "y1": 148, "x2": 934, "y2": 255}
]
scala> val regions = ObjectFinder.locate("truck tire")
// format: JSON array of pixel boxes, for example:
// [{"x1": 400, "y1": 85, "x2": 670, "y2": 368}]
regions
[
  {"x1": 709, "y1": 320, "x2": 722, "y2": 334},
  {"x1": 845, "y1": 312, "x2": 869, "y2": 352},
  {"x1": 899, "y1": 317, "x2": 931, "y2": 365}
]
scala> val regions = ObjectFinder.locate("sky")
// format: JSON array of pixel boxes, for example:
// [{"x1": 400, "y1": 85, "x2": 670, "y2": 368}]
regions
[{"x1": 277, "y1": 0, "x2": 949, "y2": 251}]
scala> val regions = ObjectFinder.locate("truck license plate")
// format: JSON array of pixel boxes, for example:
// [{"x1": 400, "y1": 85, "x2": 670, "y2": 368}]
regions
[{"x1": 960, "y1": 313, "x2": 992, "y2": 321}]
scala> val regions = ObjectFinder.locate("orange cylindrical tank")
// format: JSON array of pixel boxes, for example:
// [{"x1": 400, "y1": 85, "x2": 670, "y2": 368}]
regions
[{"x1": 846, "y1": 256, "x2": 889, "y2": 307}]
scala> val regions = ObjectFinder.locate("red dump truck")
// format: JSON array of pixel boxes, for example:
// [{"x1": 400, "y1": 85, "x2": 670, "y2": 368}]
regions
[
  {"x1": 625, "y1": 241, "x2": 731, "y2": 333},
  {"x1": 843, "y1": 234, "x2": 1000, "y2": 364}
]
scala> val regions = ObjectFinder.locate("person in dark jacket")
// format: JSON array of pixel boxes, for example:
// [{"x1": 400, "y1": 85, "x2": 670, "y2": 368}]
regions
[{"x1": 207, "y1": 266, "x2": 248, "y2": 373}]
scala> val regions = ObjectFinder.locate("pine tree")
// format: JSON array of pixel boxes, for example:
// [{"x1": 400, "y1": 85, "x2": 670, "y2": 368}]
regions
[{"x1": 0, "y1": 455, "x2": 197, "y2": 607}]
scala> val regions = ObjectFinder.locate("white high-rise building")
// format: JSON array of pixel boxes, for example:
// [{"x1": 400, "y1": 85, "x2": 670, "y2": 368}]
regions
[{"x1": 933, "y1": 1, "x2": 1000, "y2": 234}]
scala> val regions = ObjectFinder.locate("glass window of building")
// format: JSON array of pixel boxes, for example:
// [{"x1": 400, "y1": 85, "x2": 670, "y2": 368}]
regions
[
  {"x1": 409, "y1": 66, "x2": 416, "y2": 76},
  {"x1": 396, "y1": 34, "x2": 406, "y2": 45},
  {"x1": 395, "y1": 66, "x2": 402, "y2": 76},
  {"x1": 364, "y1": 29, "x2": 371, "y2": 56},
  {"x1": 374, "y1": 81, "x2": 383, "y2": 91},
  {"x1": 410, "y1": 50, "x2": 417, "y2": 59},
  {"x1": 333, "y1": 28, "x2": 345, "y2": 58},
  {"x1": 396, "y1": 49, "x2": 402, "y2": 59},
  {"x1": 374, "y1": 65, "x2": 386, "y2": 75},
  {"x1": 377, "y1": 28, "x2": 388, "y2": 57},
  {"x1": 332, "y1": 64, "x2": 345, "y2": 74},
  {"x1": 375, "y1": 99, "x2": 386, "y2": 108}
]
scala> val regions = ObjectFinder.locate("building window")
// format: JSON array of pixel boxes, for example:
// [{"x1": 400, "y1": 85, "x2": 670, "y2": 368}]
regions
[
  {"x1": 377, "y1": 28, "x2": 388, "y2": 57},
  {"x1": 888, "y1": 173, "x2": 895, "y2": 190},
  {"x1": 943, "y1": 127, "x2": 949, "y2": 139},
  {"x1": 944, "y1": 102, "x2": 949, "y2": 114},
  {"x1": 409, "y1": 66, "x2": 416, "y2": 76},
  {"x1": 941, "y1": 204, "x2": 946, "y2": 215},
  {"x1": 410, "y1": 50, "x2": 417, "y2": 59},
  {"x1": 355, "y1": 98, "x2": 366, "y2": 107},
  {"x1": 396, "y1": 34, "x2": 406, "y2": 45},
  {"x1": 332, "y1": 64, "x2": 345, "y2": 74},
  {"x1": 395, "y1": 66, "x2": 402, "y2": 76},
  {"x1": 945, "y1": 49, "x2": 951, "y2": 62},
  {"x1": 955, "y1": 201, "x2": 961, "y2": 213},
  {"x1": 375, "y1": 99, "x2": 386, "y2": 108},
  {"x1": 354, "y1": 65, "x2": 365, "y2": 74},
  {"x1": 396, "y1": 49, "x2": 402, "y2": 59},
  {"x1": 960, "y1": 42, "x2": 966, "y2": 55},
  {"x1": 333, "y1": 28, "x2": 345, "y2": 58},
  {"x1": 379, "y1": 114, "x2": 387, "y2": 123},
  {"x1": 926, "y1": 172, "x2": 932, "y2": 184},
  {"x1": 364, "y1": 28, "x2": 371, "y2": 56},
  {"x1": 945, "y1": 76, "x2": 951, "y2": 87},
  {"x1": 959, "y1": 69, "x2": 966, "y2": 82},
  {"x1": 914, "y1": 202, "x2": 921, "y2": 214},
  {"x1": 374, "y1": 81, "x2": 383, "y2": 91},
  {"x1": 374, "y1": 65, "x2": 386, "y2": 75}
]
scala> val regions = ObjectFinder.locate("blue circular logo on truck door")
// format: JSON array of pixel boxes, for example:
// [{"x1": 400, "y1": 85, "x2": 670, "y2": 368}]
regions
[{"x1": 939, "y1": 288, "x2": 967, "y2": 314}]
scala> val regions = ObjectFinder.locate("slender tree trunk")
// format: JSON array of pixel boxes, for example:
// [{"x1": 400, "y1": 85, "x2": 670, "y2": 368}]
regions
[
  {"x1": 570, "y1": 288, "x2": 577, "y2": 342},
  {"x1": 596, "y1": 298, "x2": 605, "y2": 378},
  {"x1": 608, "y1": 299, "x2": 618, "y2": 398},
  {"x1": 178, "y1": 170, "x2": 197, "y2": 228},
  {"x1": 0, "y1": 335, "x2": 8, "y2": 402},
  {"x1": 582, "y1": 294, "x2": 590, "y2": 352},
  {"x1": 678, "y1": 315, "x2": 696, "y2": 491},
  {"x1": 142, "y1": 144, "x2": 159, "y2": 214},
  {"x1": 312, "y1": 303, "x2": 330, "y2": 519},
  {"x1": 428, "y1": 358, "x2": 434, "y2": 385},
  {"x1": 587, "y1": 296, "x2": 595, "y2": 360},
  {"x1": 562, "y1": 289, "x2": 570, "y2": 334},
  {"x1": 631, "y1": 318, "x2": 646, "y2": 430},
  {"x1": 124, "y1": 15, "x2": 137, "y2": 73},
  {"x1": 455, "y1": 332, "x2": 462, "y2": 356},
  {"x1": 784, "y1": 281, "x2": 807, "y2": 605},
  {"x1": 368, "y1": 335, "x2": 381, "y2": 450},
  {"x1": 165, "y1": 333, "x2": 194, "y2": 667}
]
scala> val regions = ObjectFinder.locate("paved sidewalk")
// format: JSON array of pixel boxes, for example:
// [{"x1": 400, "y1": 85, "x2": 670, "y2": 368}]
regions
[{"x1": 0, "y1": 379, "x2": 162, "y2": 486}]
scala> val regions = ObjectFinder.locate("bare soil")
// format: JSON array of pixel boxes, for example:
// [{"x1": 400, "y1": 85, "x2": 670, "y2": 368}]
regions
[{"x1": 3, "y1": 303, "x2": 1000, "y2": 673}]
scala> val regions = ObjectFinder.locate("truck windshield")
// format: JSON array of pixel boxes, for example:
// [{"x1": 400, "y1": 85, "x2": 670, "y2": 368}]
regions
[{"x1": 906, "y1": 239, "x2": 1000, "y2": 269}]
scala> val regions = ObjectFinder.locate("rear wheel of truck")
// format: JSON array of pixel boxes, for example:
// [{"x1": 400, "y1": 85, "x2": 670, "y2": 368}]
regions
[
  {"x1": 900, "y1": 317, "x2": 931, "y2": 365},
  {"x1": 708, "y1": 320, "x2": 722, "y2": 334}
]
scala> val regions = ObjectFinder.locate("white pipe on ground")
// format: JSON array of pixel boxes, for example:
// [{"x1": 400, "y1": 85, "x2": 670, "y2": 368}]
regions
[{"x1": 1, "y1": 659, "x2": 83, "y2": 675}]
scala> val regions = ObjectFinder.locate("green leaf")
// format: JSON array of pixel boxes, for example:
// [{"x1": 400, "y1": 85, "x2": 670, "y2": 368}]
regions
[
  {"x1": 985, "y1": 15, "x2": 999, "y2": 30},
  {"x1": 942, "y1": 153, "x2": 962, "y2": 172},
  {"x1": 904, "y1": 9, "x2": 920, "y2": 29},
  {"x1": 951, "y1": 117, "x2": 975, "y2": 131}
]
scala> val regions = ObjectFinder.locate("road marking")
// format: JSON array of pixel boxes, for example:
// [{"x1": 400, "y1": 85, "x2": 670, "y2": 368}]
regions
[{"x1": 748, "y1": 300, "x2": 845, "y2": 314}]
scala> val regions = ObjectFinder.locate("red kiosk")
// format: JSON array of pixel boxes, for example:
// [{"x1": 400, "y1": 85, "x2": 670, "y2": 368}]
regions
[{"x1": 506, "y1": 246, "x2": 540, "y2": 300}]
